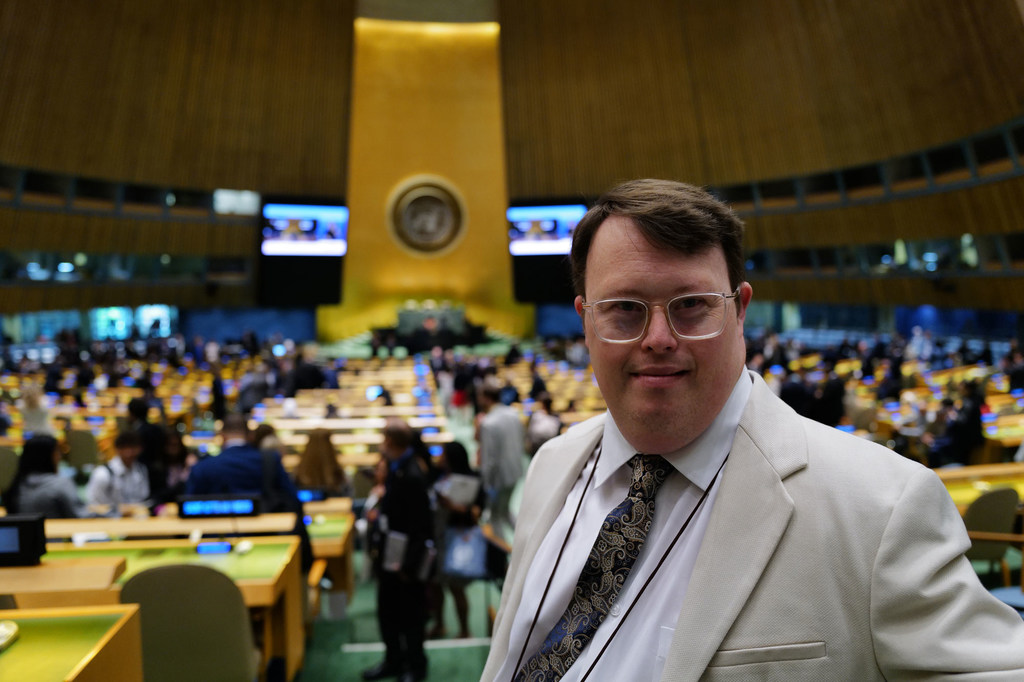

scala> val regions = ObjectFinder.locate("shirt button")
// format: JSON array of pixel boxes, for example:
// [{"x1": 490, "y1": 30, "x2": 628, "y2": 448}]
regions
[{"x1": 610, "y1": 604, "x2": 621, "y2": 617}]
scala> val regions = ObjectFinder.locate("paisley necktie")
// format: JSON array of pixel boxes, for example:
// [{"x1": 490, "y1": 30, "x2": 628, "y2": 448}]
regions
[{"x1": 515, "y1": 454, "x2": 673, "y2": 682}]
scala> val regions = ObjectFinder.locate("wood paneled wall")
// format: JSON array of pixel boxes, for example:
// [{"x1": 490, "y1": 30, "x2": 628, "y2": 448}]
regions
[
  {"x1": 0, "y1": 0, "x2": 354, "y2": 196},
  {"x1": 744, "y1": 176, "x2": 1024, "y2": 252},
  {"x1": 1, "y1": 209, "x2": 254, "y2": 257},
  {"x1": 752, "y1": 275, "x2": 1024, "y2": 314},
  {"x1": 0, "y1": 1, "x2": 1021, "y2": 199},
  {"x1": 0, "y1": 282, "x2": 251, "y2": 315},
  {"x1": 499, "y1": 0, "x2": 1024, "y2": 198}
]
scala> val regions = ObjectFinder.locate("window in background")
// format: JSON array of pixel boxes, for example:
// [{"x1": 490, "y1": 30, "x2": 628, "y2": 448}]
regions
[
  {"x1": 213, "y1": 189, "x2": 261, "y2": 216},
  {"x1": 90, "y1": 307, "x2": 134, "y2": 340},
  {"x1": 136, "y1": 305, "x2": 176, "y2": 338}
]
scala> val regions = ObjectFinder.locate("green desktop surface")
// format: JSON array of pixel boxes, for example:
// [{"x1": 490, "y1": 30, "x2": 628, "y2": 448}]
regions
[
  {"x1": 44, "y1": 542, "x2": 290, "y2": 582},
  {"x1": 306, "y1": 515, "x2": 351, "y2": 540},
  {"x1": 0, "y1": 612, "x2": 121, "y2": 679}
]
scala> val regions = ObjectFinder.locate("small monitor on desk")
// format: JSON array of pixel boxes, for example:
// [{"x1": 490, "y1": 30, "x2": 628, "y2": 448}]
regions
[
  {"x1": 177, "y1": 495, "x2": 262, "y2": 518},
  {"x1": 0, "y1": 514, "x2": 45, "y2": 567},
  {"x1": 297, "y1": 488, "x2": 327, "y2": 503}
]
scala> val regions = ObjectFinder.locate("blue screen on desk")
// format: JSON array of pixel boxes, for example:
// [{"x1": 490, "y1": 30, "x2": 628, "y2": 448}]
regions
[
  {"x1": 0, "y1": 527, "x2": 18, "y2": 553},
  {"x1": 181, "y1": 498, "x2": 255, "y2": 517}
]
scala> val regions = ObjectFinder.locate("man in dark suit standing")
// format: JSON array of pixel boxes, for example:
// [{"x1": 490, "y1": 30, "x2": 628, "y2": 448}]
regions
[{"x1": 363, "y1": 419, "x2": 434, "y2": 682}]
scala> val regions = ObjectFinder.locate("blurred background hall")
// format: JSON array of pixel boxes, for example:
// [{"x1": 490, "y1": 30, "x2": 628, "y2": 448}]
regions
[{"x1": 4, "y1": 1, "x2": 1024, "y2": 680}]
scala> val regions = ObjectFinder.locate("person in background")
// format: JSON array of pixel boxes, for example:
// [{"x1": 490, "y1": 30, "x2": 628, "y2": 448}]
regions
[
  {"x1": 294, "y1": 428, "x2": 352, "y2": 497},
  {"x1": 208, "y1": 361, "x2": 226, "y2": 422},
  {"x1": 187, "y1": 414, "x2": 312, "y2": 570},
  {"x1": 429, "y1": 441, "x2": 486, "y2": 640},
  {"x1": 19, "y1": 384, "x2": 53, "y2": 436},
  {"x1": 525, "y1": 392, "x2": 563, "y2": 457},
  {"x1": 155, "y1": 427, "x2": 196, "y2": 507},
  {"x1": 363, "y1": 419, "x2": 434, "y2": 682},
  {"x1": 3, "y1": 434, "x2": 87, "y2": 518},
  {"x1": 86, "y1": 430, "x2": 150, "y2": 510},
  {"x1": 0, "y1": 400, "x2": 11, "y2": 436},
  {"x1": 127, "y1": 397, "x2": 167, "y2": 501},
  {"x1": 251, "y1": 422, "x2": 282, "y2": 453},
  {"x1": 475, "y1": 383, "x2": 526, "y2": 542}
]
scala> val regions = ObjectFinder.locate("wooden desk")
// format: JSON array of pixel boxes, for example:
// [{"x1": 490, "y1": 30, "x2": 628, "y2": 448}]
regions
[
  {"x1": 252, "y1": 416, "x2": 448, "y2": 433},
  {"x1": 183, "y1": 430, "x2": 453, "y2": 461},
  {"x1": 12, "y1": 537, "x2": 304, "y2": 682},
  {"x1": 45, "y1": 509, "x2": 357, "y2": 597},
  {"x1": 1, "y1": 556, "x2": 126, "y2": 594},
  {"x1": 306, "y1": 512, "x2": 356, "y2": 599},
  {"x1": 0, "y1": 604, "x2": 142, "y2": 682},
  {"x1": 937, "y1": 463, "x2": 1024, "y2": 513},
  {"x1": 45, "y1": 513, "x2": 297, "y2": 541}
]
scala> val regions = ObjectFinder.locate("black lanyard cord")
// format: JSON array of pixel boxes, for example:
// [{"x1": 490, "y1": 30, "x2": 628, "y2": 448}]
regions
[
  {"x1": 508, "y1": 444, "x2": 603, "y2": 681},
  {"x1": 577, "y1": 455, "x2": 728, "y2": 682}
]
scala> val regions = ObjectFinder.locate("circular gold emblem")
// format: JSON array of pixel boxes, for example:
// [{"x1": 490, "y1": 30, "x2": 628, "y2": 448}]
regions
[{"x1": 390, "y1": 181, "x2": 463, "y2": 254}]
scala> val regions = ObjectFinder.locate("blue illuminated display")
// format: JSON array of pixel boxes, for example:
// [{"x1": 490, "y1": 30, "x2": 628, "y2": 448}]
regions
[{"x1": 181, "y1": 498, "x2": 255, "y2": 517}]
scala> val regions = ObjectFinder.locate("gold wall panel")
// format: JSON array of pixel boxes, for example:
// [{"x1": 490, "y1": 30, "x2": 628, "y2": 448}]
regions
[{"x1": 318, "y1": 18, "x2": 531, "y2": 340}]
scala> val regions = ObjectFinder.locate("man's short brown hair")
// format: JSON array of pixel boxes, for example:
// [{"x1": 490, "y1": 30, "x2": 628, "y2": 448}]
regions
[
  {"x1": 382, "y1": 418, "x2": 414, "y2": 451},
  {"x1": 570, "y1": 179, "x2": 746, "y2": 297},
  {"x1": 114, "y1": 430, "x2": 142, "y2": 451},
  {"x1": 220, "y1": 413, "x2": 249, "y2": 438}
]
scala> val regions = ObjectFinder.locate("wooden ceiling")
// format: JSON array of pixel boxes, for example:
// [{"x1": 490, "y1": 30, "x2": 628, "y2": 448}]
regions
[{"x1": 0, "y1": 0, "x2": 1021, "y2": 199}]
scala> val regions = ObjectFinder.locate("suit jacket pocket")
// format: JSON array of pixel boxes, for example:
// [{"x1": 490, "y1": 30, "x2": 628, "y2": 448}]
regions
[{"x1": 708, "y1": 641, "x2": 826, "y2": 667}]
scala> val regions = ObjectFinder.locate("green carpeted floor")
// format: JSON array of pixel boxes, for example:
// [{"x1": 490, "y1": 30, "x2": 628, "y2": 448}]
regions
[
  {"x1": 297, "y1": 406, "x2": 507, "y2": 681},
  {"x1": 298, "y1": 549, "x2": 501, "y2": 681}
]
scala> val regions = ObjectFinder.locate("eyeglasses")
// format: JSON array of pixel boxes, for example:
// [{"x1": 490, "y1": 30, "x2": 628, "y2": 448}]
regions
[{"x1": 581, "y1": 288, "x2": 741, "y2": 343}]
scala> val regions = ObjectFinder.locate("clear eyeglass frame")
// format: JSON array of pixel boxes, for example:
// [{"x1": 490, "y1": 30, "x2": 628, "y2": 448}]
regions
[{"x1": 581, "y1": 287, "x2": 742, "y2": 343}]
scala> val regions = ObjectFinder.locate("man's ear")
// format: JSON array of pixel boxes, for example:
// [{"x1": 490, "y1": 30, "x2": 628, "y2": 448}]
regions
[{"x1": 736, "y1": 282, "x2": 753, "y2": 322}]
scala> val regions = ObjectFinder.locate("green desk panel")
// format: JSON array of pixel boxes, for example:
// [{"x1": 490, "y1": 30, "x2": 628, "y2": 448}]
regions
[
  {"x1": 306, "y1": 516, "x2": 351, "y2": 540},
  {"x1": 945, "y1": 481, "x2": 1024, "y2": 509},
  {"x1": 44, "y1": 543, "x2": 290, "y2": 583},
  {"x1": 0, "y1": 613, "x2": 121, "y2": 680}
]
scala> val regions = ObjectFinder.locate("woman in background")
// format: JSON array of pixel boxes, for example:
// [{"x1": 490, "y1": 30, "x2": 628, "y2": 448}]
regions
[
  {"x1": 293, "y1": 428, "x2": 351, "y2": 497},
  {"x1": 153, "y1": 427, "x2": 197, "y2": 507},
  {"x1": 3, "y1": 434, "x2": 87, "y2": 518},
  {"x1": 19, "y1": 384, "x2": 53, "y2": 436},
  {"x1": 251, "y1": 422, "x2": 283, "y2": 453},
  {"x1": 429, "y1": 440, "x2": 486, "y2": 639}
]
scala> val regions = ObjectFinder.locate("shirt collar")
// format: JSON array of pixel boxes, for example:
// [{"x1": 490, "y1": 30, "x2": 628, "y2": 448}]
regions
[
  {"x1": 108, "y1": 456, "x2": 131, "y2": 475},
  {"x1": 598, "y1": 369, "x2": 753, "y2": 491}
]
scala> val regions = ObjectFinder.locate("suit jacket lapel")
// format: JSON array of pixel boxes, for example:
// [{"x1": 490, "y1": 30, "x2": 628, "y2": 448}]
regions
[
  {"x1": 661, "y1": 374, "x2": 807, "y2": 681},
  {"x1": 486, "y1": 415, "x2": 606, "y2": 671}
]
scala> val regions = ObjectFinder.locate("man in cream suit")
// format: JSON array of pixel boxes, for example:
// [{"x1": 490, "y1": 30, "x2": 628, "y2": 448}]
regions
[{"x1": 483, "y1": 179, "x2": 1024, "y2": 681}]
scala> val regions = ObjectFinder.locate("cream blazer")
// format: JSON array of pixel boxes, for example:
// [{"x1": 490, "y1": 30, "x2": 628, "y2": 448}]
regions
[{"x1": 482, "y1": 372, "x2": 1024, "y2": 681}]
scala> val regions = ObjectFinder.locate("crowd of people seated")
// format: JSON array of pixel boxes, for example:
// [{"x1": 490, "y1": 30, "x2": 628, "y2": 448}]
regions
[
  {"x1": 4, "y1": 321, "x2": 1024, "y2": 667},
  {"x1": 745, "y1": 327, "x2": 1017, "y2": 468}
]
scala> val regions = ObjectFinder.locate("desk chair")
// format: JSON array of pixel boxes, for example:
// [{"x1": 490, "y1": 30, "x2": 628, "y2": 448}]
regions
[
  {"x1": 964, "y1": 487, "x2": 1020, "y2": 587},
  {"x1": 0, "y1": 445, "x2": 18, "y2": 492},
  {"x1": 66, "y1": 429, "x2": 100, "y2": 473},
  {"x1": 121, "y1": 564, "x2": 261, "y2": 682}
]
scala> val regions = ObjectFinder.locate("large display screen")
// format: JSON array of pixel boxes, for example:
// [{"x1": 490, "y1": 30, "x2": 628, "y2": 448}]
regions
[
  {"x1": 258, "y1": 198, "x2": 346, "y2": 306},
  {"x1": 506, "y1": 204, "x2": 587, "y2": 256},
  {"x1": 261, "y1": 203, "x2": 349, "y2": 256}
]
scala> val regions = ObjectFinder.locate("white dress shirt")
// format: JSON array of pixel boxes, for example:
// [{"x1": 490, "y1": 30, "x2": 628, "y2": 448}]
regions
[
  {"x1": 495, "y1": 371, "x2": 753, "y2": 682},
  {"x1": 86, "y1": 455, "x2": 150, "y2": 506}
]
